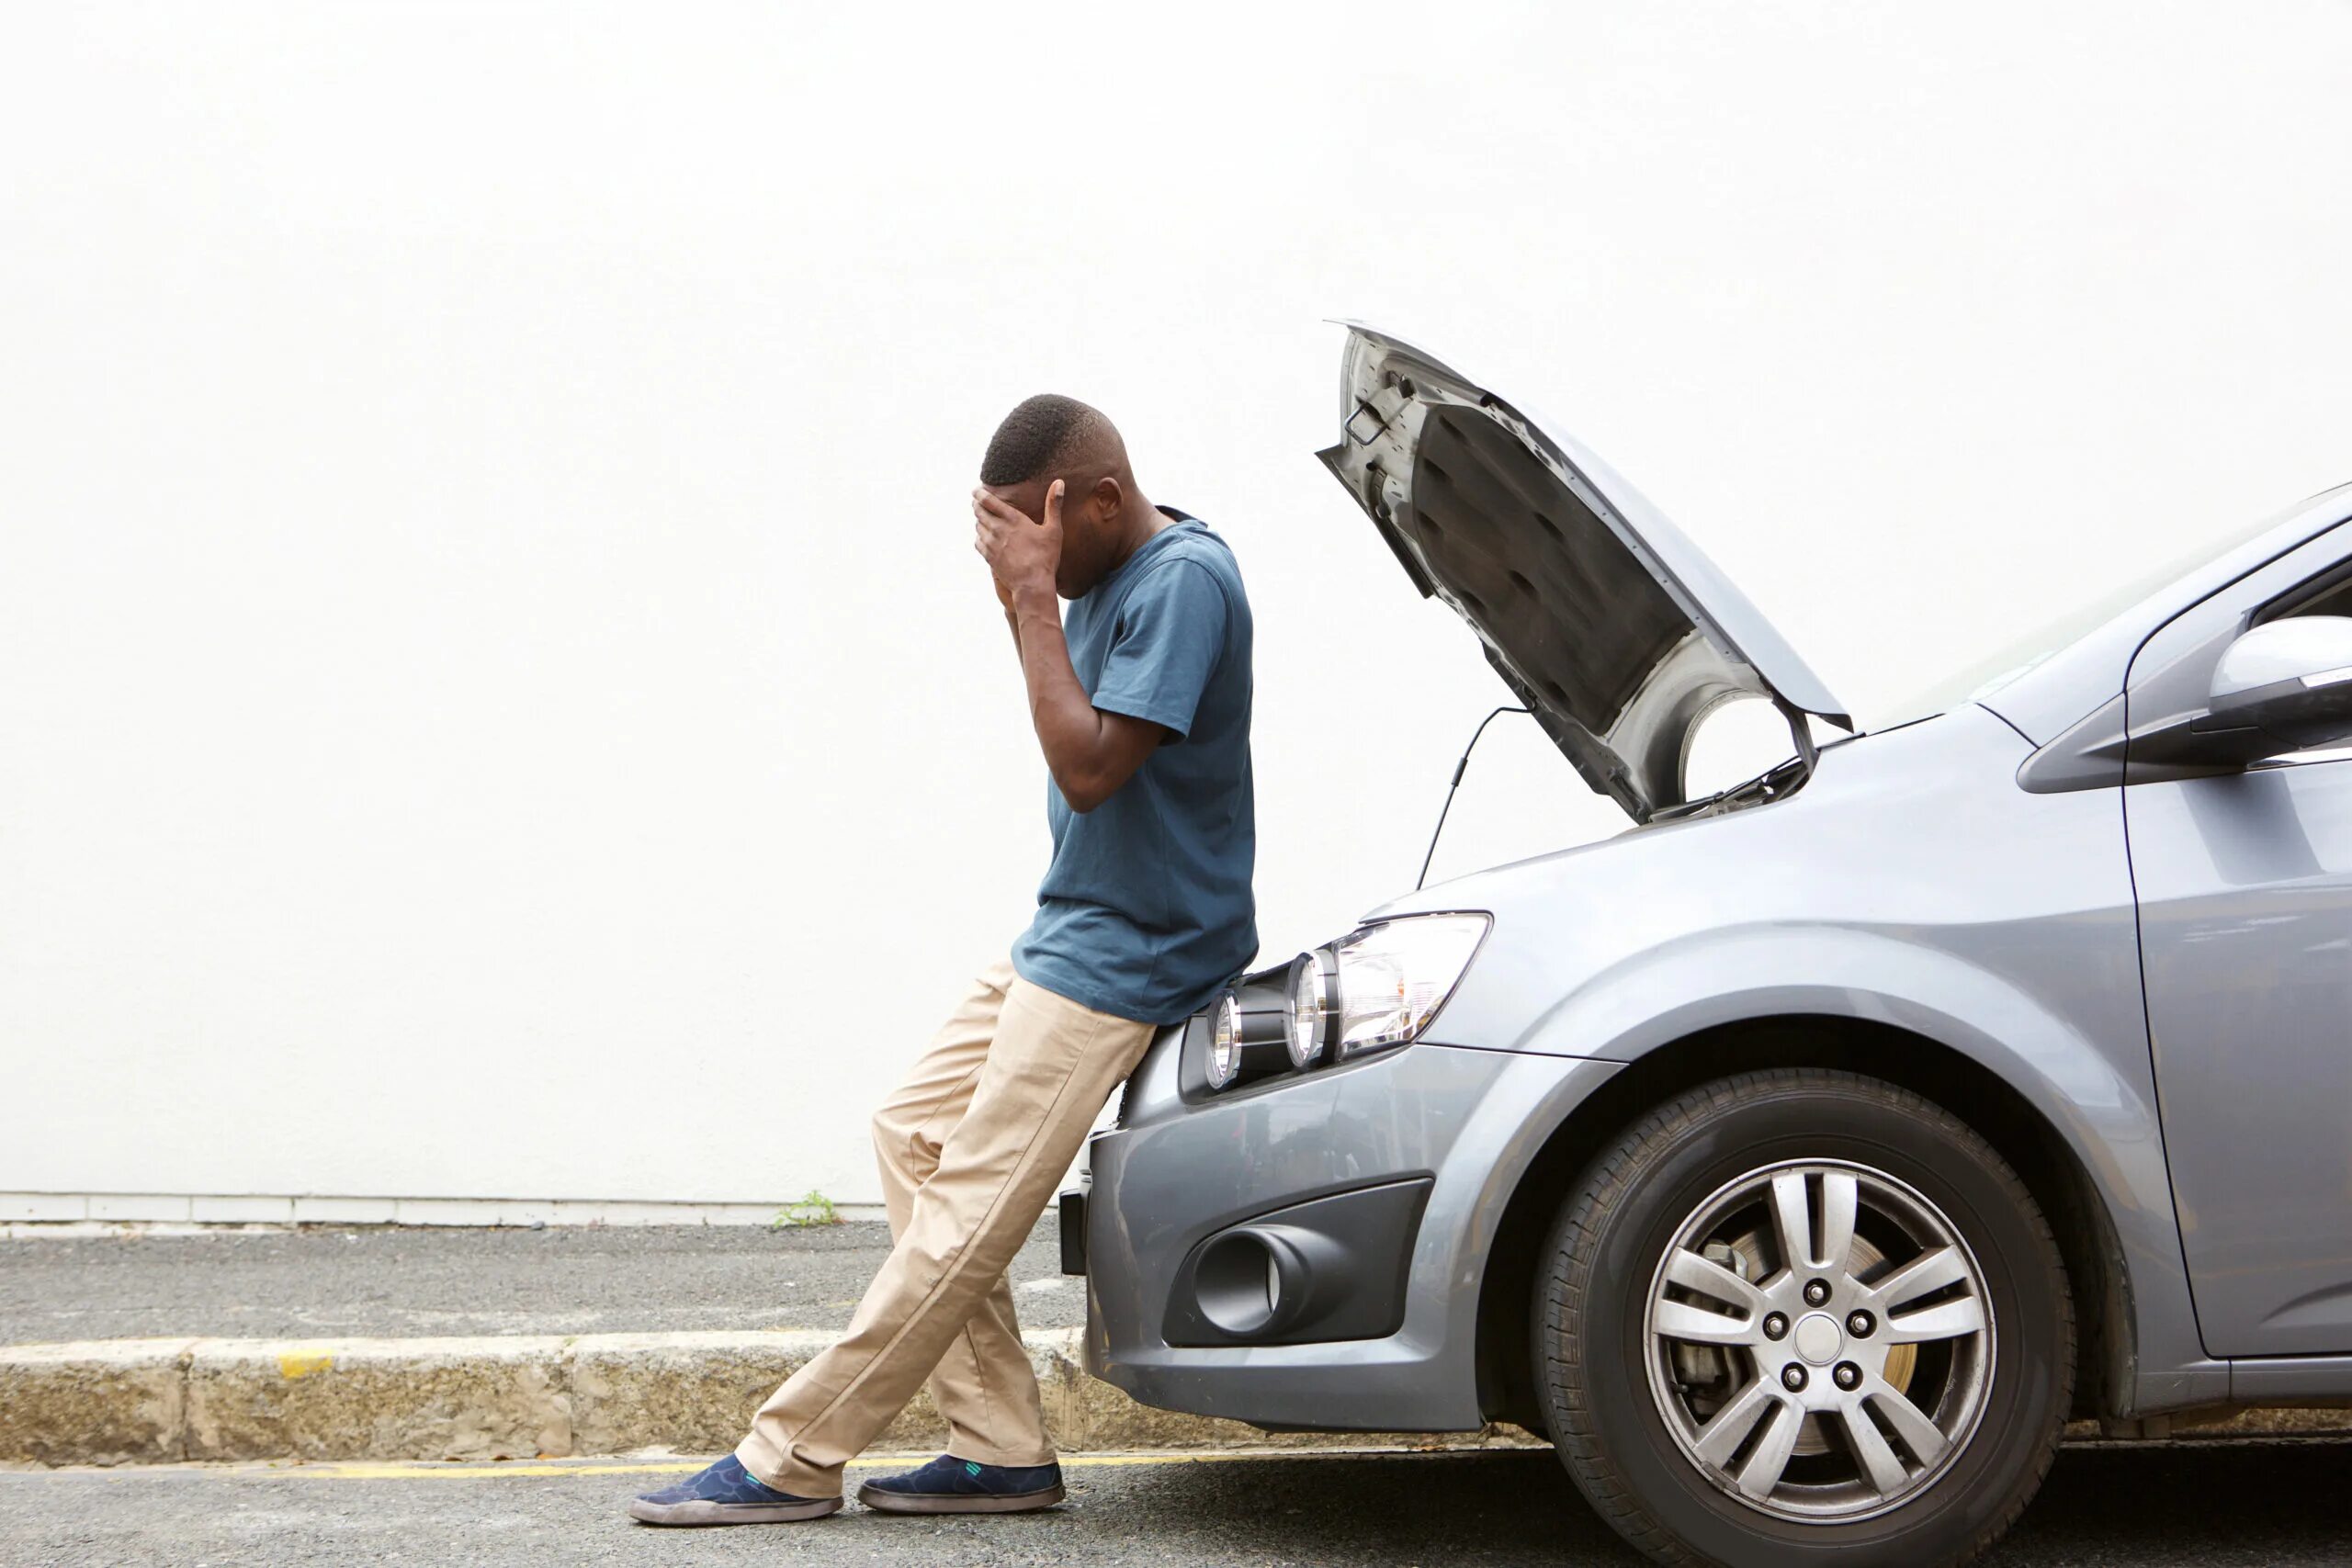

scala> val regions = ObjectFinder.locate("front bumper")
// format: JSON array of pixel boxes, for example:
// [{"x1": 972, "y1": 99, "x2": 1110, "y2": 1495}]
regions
[{"x1": 1080, "y1": 1028, "x2": 1621, "y2": 1433}]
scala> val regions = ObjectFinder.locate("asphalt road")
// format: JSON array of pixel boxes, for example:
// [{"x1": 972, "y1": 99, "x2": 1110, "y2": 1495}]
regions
[
  {"x1": 0, "y1": 1220, "x2": 1072, "y2": 1343},
  {"x1": 3, "y1": 1440, "x2": 2347, "y2": 1568}
]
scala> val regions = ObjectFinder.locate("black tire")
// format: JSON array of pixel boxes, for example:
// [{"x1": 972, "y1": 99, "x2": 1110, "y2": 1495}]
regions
[{"x1": 1535, "y1": 1068, "x2": 2073, "y2": 1568}]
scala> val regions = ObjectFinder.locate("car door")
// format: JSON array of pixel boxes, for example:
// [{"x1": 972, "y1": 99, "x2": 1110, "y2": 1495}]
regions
[{"x1": 2126, "y1": 519, "x2": 2352, "y2": 1357}]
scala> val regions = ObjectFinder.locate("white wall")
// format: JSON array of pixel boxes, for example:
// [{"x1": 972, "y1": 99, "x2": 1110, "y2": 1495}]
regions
[{"x1": 5, "y1": 2, "x2": 2349, "y2": 1210}]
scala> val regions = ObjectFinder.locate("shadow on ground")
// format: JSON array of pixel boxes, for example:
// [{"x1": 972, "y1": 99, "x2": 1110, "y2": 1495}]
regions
[{"x1": 1048, "y1": 1445, "x2": 2351, "y2": 1567}]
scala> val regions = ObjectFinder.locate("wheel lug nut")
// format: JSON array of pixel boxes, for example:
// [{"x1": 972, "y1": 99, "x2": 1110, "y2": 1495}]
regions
[
  {"x1": 1804, "y1": 1279, "x2": 1831, "y2": 1307},
  {"x1": 1782, "y1": 1364, "x2": 1808, "y2": 1392},
  {"x1": 1847, "y1": 1310, "x2": 1874, "y2": 1338},
  {"x1": 1834, "y1": 1361, "x2": 1861, "y2": 1391},
  {"x1": 1761, "y1": 1312, "x2": 1789, "y2": 1341}
]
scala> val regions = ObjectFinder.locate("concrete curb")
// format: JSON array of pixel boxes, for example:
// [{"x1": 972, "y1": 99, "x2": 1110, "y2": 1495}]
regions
[
  {"x1": 0, "y1": 1328, "x2": 1536, "y2": 1466},
  {"x1": 3, "y1": 1329, "x2": 2346, "y2": 1467}
]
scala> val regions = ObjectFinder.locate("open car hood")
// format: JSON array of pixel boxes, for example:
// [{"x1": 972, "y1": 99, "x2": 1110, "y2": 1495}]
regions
[{"x1": 1316, "y1": 322, "x2": 1851, "y2": 821}]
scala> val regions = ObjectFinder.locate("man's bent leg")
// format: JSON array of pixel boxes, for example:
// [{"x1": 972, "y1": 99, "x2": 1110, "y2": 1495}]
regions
[
  {"x1": 737, "y1": 977, "x2": 1153, "y2": 1497},
  {"x1": 870, "y1": 962, "x2": 1008, "y2": 1229},
  {"x1": 629, "y1": 962, "x2": 1020, "y2": 1529},
  {"x1": 868, "y1": 960, "x2": 1054, "y2": 1465}
]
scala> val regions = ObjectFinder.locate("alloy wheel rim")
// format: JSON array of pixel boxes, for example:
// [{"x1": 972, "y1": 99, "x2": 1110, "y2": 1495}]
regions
[{"x1": 1639, "y1": 1159, "x2": 1996, "y2": 1523}]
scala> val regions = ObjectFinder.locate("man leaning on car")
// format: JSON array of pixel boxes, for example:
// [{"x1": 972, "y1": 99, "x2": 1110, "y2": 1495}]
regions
[{"x1": 628, "y1": 394, "x2": 1257, "y2": 1526}]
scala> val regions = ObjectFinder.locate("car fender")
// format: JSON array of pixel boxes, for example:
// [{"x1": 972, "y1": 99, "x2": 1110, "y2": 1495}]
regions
[{"x1": 1428, "y1": 922, "x2": 2222, "y2": 1412}]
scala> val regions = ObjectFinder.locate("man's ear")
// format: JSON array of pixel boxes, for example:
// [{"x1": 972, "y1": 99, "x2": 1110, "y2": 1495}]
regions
[{"x1": 1091, "y1": 474, "x2": 1123, "y2": 522}]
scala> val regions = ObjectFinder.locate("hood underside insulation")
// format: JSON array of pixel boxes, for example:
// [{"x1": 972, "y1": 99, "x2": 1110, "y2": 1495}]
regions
[{"x1": 1409, "y1": 405, "x2": 1693, "y2": 740}]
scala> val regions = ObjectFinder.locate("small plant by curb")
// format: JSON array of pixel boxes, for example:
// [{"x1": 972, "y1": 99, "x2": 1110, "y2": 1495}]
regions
[{"x1": 772, "y1": 1190, "x2": 841, "y2": 1228}]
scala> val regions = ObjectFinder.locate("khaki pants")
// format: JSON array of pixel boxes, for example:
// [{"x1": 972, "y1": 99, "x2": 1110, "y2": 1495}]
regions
[{"x1": 737, "y1": 958, "x2": 1157, "y2": 1497}]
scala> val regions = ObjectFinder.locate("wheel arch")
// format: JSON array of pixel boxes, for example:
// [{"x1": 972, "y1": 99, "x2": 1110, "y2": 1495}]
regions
[{"x1": 1470, "y1": 1013, "x2": 2135, "y2": 1432}]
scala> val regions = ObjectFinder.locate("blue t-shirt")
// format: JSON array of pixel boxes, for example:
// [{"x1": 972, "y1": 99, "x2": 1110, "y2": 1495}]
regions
[{"x1": 1011, "y1": 512, "x2": 1257, "y2": 1024}]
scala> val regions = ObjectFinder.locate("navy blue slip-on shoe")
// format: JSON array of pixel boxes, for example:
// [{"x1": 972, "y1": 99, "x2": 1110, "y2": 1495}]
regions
[
  {"x1": 627, "y1": 1454, "x2": 842, "y2": 1526},
  {"x1": 856, "y1": 1453, "x2": 1067, "y2": 1515}
]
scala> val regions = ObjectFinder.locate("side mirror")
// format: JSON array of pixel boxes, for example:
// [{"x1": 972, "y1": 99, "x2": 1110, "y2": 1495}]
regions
[{"x1": 2204, "y1": 615, "x2": 2352, "y2": 761}]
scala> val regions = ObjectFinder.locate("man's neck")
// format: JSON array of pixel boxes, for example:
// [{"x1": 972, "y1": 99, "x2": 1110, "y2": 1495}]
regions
[{"x1": 1099, "y1": 494, "x2": 1171, "y2": 580}]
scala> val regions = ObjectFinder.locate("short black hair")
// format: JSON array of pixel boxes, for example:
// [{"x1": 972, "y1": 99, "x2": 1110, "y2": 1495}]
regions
[{"x1": 980, "y1": 394, "x2": 1104, "y2": 485}]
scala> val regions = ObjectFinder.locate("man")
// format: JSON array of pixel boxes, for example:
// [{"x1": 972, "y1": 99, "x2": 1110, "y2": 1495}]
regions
[{"x1": 629, "y1": 394, "x2": 1255, "y2": 1525}]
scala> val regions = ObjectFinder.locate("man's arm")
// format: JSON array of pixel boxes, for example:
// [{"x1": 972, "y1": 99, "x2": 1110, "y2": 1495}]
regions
[
  {"x1": 998, "y1": 581, "x2": 1024, "y2": 659},
  {"x1": 1003, "y1": 580, "x2": 1169, "y2": 812},
  {"x1": 976, "y1": 482, "x2": 1169, "y2": 813}
]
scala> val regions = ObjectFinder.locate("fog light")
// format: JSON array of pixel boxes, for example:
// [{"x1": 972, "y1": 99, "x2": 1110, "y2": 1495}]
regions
[
  {"x1": 1191, "y1": 1225, "x2": 1330, "y2": 1339},
  {"x1": 1194, "y1": 1229, "x2": 1281, "y2": 1337}
]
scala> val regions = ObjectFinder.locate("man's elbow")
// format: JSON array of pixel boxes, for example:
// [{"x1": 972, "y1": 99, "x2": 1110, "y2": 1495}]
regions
[
  {"x1": 1052, "y1": 758, "x2": 1125, "y2": 815},
  {"x1": 1052, "y1": 728, "x2": 1158, "y2": 814},
  {"x1": 1058, "y1": 774, "x2": 1114, "y2": 814}
]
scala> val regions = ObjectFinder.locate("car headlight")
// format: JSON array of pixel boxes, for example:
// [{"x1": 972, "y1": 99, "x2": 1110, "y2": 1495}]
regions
[
  {"x1": 1205, "y1": 991, "x2": 1242, "y2": 1089},
  {"x1": 1193, "y1": 914, "x2": 1487, "y2": 1093},
  {"x1": 1285, "y1": 948, "x2": 1335, "y2": 1068},
  {"x1": 1329, "y1": 913, "x2": 1489, "y2": 1060}
]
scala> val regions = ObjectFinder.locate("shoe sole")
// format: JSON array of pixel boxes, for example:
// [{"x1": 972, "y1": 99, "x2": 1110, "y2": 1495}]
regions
[
  {"x1": 855, "y1": 1482, "x2": 1068, "y2": 1515},
  {"x1": 628, "y1": 1494, "x2": 843, "y2": 1526}
]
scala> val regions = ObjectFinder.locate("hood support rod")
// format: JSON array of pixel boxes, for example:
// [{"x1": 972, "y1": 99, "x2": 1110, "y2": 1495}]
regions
[{"x1": 1418, "y1": 705, "x2": 1532, "y2": 890}]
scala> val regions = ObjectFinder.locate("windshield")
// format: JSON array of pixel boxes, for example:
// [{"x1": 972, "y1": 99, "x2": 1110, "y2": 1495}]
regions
[{"x1": 1880, "y1": 496, "x2": 2345, "y2": 730}]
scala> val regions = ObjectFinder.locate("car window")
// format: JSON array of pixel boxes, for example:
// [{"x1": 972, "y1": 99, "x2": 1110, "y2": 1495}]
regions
[
  {"x1": 2245, "y1": 559, "x2": 2352, "y2": 767},
  {"x1": 2262, "y1": 565, "x2": 2352, "y2": 623},
  {"x1": 2106, "y1": 517, "x2": 2352, "y2": 780}
]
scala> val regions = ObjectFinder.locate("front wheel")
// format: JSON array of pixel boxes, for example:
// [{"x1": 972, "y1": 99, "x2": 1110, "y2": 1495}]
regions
[{"x1": 1536, "y1": 1068, "x2": 2073, "y2": 1567}]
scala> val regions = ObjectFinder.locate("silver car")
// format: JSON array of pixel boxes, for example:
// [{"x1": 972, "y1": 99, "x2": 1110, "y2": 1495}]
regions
[{"x1": 1070, "y1": 323, "x2": 2352, "y2": 1567}]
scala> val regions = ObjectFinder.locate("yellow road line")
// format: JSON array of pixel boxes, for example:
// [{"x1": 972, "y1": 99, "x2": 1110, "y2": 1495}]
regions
[{"x1": 270, "y1": 1446, "x2": 1521, "y2": 1482}]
